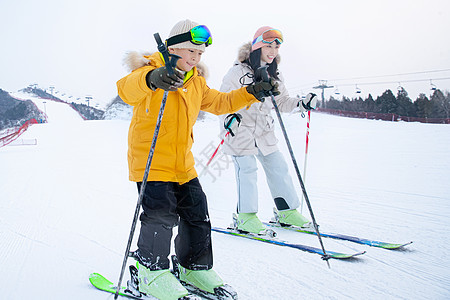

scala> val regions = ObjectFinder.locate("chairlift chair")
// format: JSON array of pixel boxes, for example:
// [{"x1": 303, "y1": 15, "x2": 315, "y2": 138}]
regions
[
  {"x1": 430, "y1": 79, "x2": 437, "y2": 91},
  {"x1": 334, "y1": 87, "x2": 341, "y2": 95}
]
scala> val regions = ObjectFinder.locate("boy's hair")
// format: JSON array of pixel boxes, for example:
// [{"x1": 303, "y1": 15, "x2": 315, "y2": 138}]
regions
[{"x1": 246, "y1": 49, "x2": 280, "y2": 81}]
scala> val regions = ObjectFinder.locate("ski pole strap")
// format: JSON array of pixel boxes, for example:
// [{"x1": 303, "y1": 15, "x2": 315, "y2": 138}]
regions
[
  {"x1": 153, "y1": 33, "x2": 173, "y2": 74},
  {"x1": 223, "y1": 113, "x2": 242, "y2": 137},
  {"x1": 153, "y1": 33, "x2": 181, "y2": 75}
]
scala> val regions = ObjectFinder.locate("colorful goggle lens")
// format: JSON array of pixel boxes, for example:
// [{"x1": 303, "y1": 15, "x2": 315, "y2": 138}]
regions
[
  {"x1": 252, "y1": 29, "x2": 284, "y2": 46},
  {"x1": 190, "y1": 25, "x2": 212, "y2": 45}
]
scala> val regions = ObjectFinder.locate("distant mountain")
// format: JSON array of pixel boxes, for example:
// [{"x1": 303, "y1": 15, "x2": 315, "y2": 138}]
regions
[
  {"x1": 70, "y1": 102, "x2": 105, "y2": 120},
  {"x1": 20, "y1": 86, "x2": 60, "y2": 101},
  {"x1": 0, "y1": 88, "x2": 45, "y2": 130},
  {"x1": 102, "y1": 95, "x2": 132, "y2": 120}
]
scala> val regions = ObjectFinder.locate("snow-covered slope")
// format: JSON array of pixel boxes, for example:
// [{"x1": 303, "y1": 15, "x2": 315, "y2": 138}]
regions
[
  {"x1": 0, "y1": 95, "x2": 449, "y2": 299},
  {"x1": 11, "y1": 91, "x2": 84, "y2": 124}
]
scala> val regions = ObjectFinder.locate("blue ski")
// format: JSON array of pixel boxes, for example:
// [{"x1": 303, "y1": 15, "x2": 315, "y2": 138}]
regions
[
  {"x1": 263, "y1": 222, "x2": 413, "y2": 250},
  {"x1": 212, "y1": 226, "x2": 365, "y2": 259}
]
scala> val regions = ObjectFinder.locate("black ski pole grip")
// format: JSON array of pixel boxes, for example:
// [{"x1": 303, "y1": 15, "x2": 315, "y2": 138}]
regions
[
  {"x1": 168, "y1": 54, "x2": 181, "y2": 73},
  {"x1": 256, "y1": 65, "x2": 270, "y2": 82}
]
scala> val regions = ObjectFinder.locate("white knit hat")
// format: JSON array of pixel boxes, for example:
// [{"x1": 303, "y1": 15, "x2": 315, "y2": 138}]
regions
[{"x1": 167, "y1": 19, "x2": 206, "y2": 51}]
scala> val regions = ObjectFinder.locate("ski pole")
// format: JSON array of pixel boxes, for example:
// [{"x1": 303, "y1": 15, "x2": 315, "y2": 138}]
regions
[
  {"x1": 300, "y1": 110, "x2": 311, "y2": 214},
  {"x1": 199, "y1": 113, "x2": 241, "y2": 177},
  {"x1": 199, "y1": 131, "x2": 230, "y2": 177},
  {"x1": 257, "y1": 66, "x2": 331, "y2": 267},
  {"x1": 114, "y1": 33, "x2": 180, "y2": 299},
  {"x1": 207, "y1": 133, "x2": 229, "y2": 167}
]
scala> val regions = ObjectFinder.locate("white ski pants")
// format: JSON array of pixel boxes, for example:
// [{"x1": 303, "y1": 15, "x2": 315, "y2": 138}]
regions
[{"x1": 232, "y1": 150, "x2": 300, "y2": 213}]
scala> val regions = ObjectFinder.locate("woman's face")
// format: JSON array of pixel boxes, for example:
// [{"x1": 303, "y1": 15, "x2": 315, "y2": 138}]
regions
[
  {"x1": 260, "y1": 42, "x2": 280, "y2": 64},
  {"x1": 169, "y1": 48, "x2": 204, "y2": 72}
]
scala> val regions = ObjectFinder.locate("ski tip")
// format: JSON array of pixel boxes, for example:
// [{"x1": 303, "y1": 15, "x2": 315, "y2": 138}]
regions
[
  {"x1": 89, "y1": 273, "x2": 103, "y2": 281},
  {"x1": 381, "y1": 241, "x2": 413, "y2": 249},
  {"x1": 330, "y1": 250, "x2": 366, "y2": 259},
  {"x1": 89, "y1": 272, "x2": 115, "y2": 289}
]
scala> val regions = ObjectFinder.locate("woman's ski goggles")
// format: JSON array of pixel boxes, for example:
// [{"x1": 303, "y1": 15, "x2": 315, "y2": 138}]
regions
[
  {"x1": 166, "y1": 25, "x2": 213, "y2": 47},
  {"x1": 252, "y1": 29, "x2": 284, "y2": 46}
]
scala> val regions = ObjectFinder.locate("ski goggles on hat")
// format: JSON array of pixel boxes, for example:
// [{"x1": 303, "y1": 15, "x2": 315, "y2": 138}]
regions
[
  {"x1": 166, "y1": 25, "x2": 213, "y2": 47},
  {"x1": 252, "y1": 29, "x2": 284, "y2": 46}
]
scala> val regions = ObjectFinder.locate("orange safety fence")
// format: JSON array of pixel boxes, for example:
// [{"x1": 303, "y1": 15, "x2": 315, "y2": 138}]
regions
[{"x1": 0, "y1": 119, "x2": 38, "y2": 148}]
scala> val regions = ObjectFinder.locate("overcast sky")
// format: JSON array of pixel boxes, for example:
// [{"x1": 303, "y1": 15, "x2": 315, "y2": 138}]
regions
[{"x1": 1, "y1": 0, "x2": 449, "y2": 108}]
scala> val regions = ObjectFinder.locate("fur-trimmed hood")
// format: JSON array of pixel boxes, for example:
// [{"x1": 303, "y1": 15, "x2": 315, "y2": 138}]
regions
[
  {"x1": 237, "y1": 42, "x2": 281, "y2": 64},
  {"x1": 122, "y1": 51, "x2": 209, "y2": 79}
]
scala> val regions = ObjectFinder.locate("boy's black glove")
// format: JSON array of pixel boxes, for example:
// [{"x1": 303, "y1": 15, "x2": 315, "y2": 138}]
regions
[
  {"x1": 246, "y1": 78, "x2": 280, "y2": 102},
  {"x1": 146, "y1": 66, "x2": 184, "y2": 91}
]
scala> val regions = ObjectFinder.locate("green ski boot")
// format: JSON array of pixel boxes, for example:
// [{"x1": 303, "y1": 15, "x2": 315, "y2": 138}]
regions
[
  {"x1": 171, "y1": 255, "x2": 237, "y2": 299},
  {"x1": 178, "y1": 266, "x2": 224, "y2": 294},
  {"x1": 234, "y1": 212, "x2": 266, "y2": 235},
  {"x1": 137, "y1": 262, "x2": 188, "y2": 300},
  {"x1": 274, "y1": 208, "x2": 313, "y2": 228}
]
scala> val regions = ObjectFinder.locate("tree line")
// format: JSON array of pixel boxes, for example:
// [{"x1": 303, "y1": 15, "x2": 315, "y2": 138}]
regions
[
  {"x1": 320, "y1": 88, "x2": 450, "y2": 119},
  {"x1": 0, "y1": 88, "x2": 45, "y2": 130}
]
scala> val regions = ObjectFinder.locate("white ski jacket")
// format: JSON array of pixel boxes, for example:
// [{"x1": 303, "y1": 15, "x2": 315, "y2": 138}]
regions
[{"x1": 219, "y1": 42, "x2": 306, "y2": 156}]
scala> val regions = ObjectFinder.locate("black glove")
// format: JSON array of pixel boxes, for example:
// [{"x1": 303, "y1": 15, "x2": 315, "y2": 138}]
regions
[
  {"x1": 246, "y1": 78, "x2": 280, "y2": 102},
  {"x1": 146, "y1": 66, "x2": 184, "y2": 91}
]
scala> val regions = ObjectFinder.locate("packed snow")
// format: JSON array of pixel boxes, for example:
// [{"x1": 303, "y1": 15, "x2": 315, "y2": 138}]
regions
[{"x1": 1, "y1": 93, "x2": 449, "y2": 300}]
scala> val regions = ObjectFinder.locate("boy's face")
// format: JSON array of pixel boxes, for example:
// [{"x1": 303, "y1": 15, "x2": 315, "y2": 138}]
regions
[{"x1": 168, "y1": 48, "x2": 204, "y2": 72}]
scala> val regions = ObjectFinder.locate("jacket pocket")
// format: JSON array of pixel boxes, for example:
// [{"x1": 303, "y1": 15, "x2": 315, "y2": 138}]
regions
[
  {"x1": 262, "y1": 131, "x2": 278, "y2": 146},
  {"x1": 138, "y1": 123, "x2": 167, "y2": 142},
  {"x1": 264, "y1": 115, "x2": 275, "y2": 131},
  {"x1": 228, "y1": 126, "x2": 256, "y2": 151}
]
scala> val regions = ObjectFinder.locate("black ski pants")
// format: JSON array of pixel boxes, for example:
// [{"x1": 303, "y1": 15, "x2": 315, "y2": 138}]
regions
[{"x1": 136, "y1": 178, "x2": 213, "y2": 271}]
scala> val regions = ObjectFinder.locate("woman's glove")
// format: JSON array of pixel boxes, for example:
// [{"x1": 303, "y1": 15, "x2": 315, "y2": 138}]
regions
[
  {"x1": 146, "y1": 66, "x2": 184, "y2": 91},
  {"x1": 246, "y1": 78, "x2": 280, "y2": 102},
  {"x1": 299, "y1": 93, "x2": 318, "y2": 110}
]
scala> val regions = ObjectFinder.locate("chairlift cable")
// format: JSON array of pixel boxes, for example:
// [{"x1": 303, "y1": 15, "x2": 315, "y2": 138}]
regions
[
  {"x1": 329, "y1": 68, "x2": 450, "y2": 82},
  {"x1": 334, "y1": 76, "x2": 450, "y2": 87}
]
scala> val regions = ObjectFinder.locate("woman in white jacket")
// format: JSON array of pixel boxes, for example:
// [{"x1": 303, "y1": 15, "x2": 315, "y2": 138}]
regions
[{"x1": 220, "y1": 26, "x2": 318, "y2": 235}]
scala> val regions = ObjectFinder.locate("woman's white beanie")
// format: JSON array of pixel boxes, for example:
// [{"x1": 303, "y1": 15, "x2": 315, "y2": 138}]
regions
[{"x1": 167, "y1": 19, "x2": 206, "y2": 51}]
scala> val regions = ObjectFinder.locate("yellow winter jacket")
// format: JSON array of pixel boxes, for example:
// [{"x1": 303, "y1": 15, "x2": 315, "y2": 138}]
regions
[{"x1": 117, "y1": 52, "x2": 257, "y2": 184}]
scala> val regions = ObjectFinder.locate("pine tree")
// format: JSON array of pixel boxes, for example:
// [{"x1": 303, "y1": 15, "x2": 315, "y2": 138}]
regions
[
  {"x1": 430, "y1": 89, "x2": 450, "y2": 118},
  {"x1": 414, "y1": 94, "x2": 432, "y2": 118},
  {"x1": 375, "y1": 89, "x2": 397, "y2": 113},
  {"x1": 396, "y1": 88, "x2": 416, "y2": 117},
  {"x1": 364, "y1": 94, "x2": 376, "y2": 112}
]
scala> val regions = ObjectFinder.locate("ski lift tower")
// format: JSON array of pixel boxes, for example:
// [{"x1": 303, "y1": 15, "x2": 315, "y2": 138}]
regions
[
  {"x1": 85, "y1": 96, "x2": 93, "y2": 107},
  {"x1": 313, "y1": 80, "x2": 334, "y2": 108}
]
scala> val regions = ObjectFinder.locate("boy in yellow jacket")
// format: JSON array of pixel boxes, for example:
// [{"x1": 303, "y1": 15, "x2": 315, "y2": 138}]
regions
[{"x1": 117, "y1": 19, "x2": 279, "y2": 300}]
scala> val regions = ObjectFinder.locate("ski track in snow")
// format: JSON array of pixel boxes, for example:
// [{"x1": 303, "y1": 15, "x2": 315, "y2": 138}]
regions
[{"x1": 1, "y1": 94, "x2": 450, "y2": 299}]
